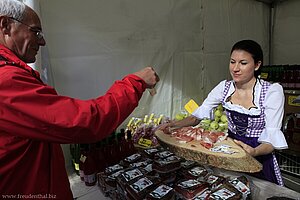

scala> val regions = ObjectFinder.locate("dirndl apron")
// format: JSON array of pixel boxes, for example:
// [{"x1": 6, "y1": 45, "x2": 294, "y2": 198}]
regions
[{"x1": 221, "y1": 80, "x2": 283, "y2": 186}]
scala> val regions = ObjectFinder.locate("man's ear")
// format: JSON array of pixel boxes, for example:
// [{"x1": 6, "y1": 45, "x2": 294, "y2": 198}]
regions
[{"x1": 0, "y1": 16, "x2": 12, "y2": 34}]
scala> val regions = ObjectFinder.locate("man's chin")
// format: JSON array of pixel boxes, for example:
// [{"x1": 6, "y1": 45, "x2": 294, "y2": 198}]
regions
[{"x1": 25, "y1": 57, "x2": 36, "y2": 64}]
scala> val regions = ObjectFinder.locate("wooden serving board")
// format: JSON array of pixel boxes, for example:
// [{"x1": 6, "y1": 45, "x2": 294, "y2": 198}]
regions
[{"x1": 155, "y1": 130, "x2": 262, "y2": 173}]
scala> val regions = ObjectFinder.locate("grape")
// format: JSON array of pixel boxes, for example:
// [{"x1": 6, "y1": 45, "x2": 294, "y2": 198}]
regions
[
  {"x1": 214, "y1": 110, "x2": 222, "y2": 118},
  {"x1": 210, "y1": 121, "x2": 219, "y2": 130},
  {"x1": 220, "y1": 114, "x2": 227, "y2": 123}
]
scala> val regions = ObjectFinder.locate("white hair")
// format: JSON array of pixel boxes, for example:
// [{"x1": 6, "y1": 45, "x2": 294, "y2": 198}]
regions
[{"x1": 0, "y1": 0, "x2": 26, "y2": 21}]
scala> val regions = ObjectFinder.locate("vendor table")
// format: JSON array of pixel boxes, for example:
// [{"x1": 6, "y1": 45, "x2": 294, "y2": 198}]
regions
[{"x1": 213, "y1": 168, "x2": 300, "y2": 199}]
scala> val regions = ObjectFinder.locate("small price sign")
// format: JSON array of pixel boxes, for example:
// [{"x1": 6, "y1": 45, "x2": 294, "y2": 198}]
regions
[
  {"x1": 138, "y1": 138, "x2": 152, "y2": 147},
  {"x1": 288, "y1": 95, "x2": 300, "y2": 107},
  {"x1": 260, "y1": 72, "x2": 268, "y2": 80}
]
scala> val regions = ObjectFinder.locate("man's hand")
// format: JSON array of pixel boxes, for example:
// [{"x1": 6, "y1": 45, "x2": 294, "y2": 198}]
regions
[{"x1": 133, "y1": 67, "x2": 159, "y2": 89}]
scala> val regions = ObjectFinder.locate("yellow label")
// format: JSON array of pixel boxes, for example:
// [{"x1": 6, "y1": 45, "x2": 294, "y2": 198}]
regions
[
  {"x1": 138, "y1": 138, "x2": 152, "y2": 147},
  {"x1": 74, "y1": 163, "x2": 79, "y2": 171},
  {"x1": 260, "y1": 72, "x2": 268, "y2": 79},
  {"x1": 288, "y1": 95, "x2": 300, "y2": 107},
  {"x1": 184, "y1": 99, "x2": 199, "y2": 114}
]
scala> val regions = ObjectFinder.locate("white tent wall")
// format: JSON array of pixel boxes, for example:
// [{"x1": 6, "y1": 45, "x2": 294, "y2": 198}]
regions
[
  {"x1": 38, "y1": 0, "x2": 270, "y2": 119},
  {"x1": 37, "y1": 0, "x2": 271, "y2": 168},
  {"x1": 272, "y1": 0, "x2": 300, "y2": 64}
]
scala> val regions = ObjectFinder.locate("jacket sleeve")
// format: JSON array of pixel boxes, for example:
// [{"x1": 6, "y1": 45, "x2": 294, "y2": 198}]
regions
[{"x1": 0, "y1": 66, "x2": 146, "y2": 143}]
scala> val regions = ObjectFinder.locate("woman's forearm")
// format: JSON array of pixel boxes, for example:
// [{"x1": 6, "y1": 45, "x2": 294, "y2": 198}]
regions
[
  {"x1": 253, "y1": 143, "x2": 274, "y2": 157},
  {"x1": 234, "y1": 140, "x2": 274, "y2": 157},
  {"x1": 171, "y1": 116, "x2": 200, "y2": 127}
]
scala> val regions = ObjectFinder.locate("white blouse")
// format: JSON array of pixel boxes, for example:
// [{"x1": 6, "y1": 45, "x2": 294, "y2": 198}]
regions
[{"x1": 192, "y1": 79, "x2": 288, "y2": 149}]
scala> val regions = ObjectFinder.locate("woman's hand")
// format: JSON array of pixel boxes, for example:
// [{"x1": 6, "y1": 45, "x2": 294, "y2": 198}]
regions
[
  {"x1": 158, "y1": 121, "x2": 174, "y2": 134},
  {"x1": 234, "y1": 139, "x2": 274, "y2": 157},
  {"x1": 158, "y1": 116, "x2": 200, "y2": 132},
  {"x1": 234, "y1": 140, "x2": 257, "y2": 156}
]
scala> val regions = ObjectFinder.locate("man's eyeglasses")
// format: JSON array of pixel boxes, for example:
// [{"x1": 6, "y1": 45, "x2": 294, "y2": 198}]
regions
[{"x1": 9, "y1": 17, "x2": 44, "y2": 40}]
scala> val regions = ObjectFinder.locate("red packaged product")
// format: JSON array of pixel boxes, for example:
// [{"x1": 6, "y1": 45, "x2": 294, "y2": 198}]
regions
[
  {"x1": 175, "y1": 179, "x2": 209, "y2": 200},
  {"x1": 182, "y1": 165, "x2": 209, "y2": 180},
  {"x1": 208, "y1": 182, "x2": 242, "y2": 200},
  {"x1": 120, "y1": 153, "x2": 142, "y2": 167},
  {"x1": 180, "y1": 160, "x2": 198, "y2": 170},
  {"x1": 152, "y1": 155, "x2": 182, "y2": 173},
  {"x1": 104, "y1": 163, "x2": 124, "y2": 175},
  {"x1": 159, "y1": 172, "x2": 177, "y2": 186},
  {"x1": 194, "y1": 189, "x2": 211, "y2": 200},
  {"x1": 126, "y1": 176, "x2": 161, "y2": 200},
  {"x1": 97, "y1": 172, "x2": 107, "y2": 193},
  {"x1": 142, "y1": 163, "x2": 157, "y2": 176},
  {"x1": 205, "y1": 174, "x2": 225, "y2": 190},
  {"x1": 128, "y1": 158, "x2": 152, "y2": 169},
  {"x1": 105, "y1": 169, "x2": 126, "y2": 190},
  {"x1": 228, "y1": 176, "x2": 251, "y2": 199},
  {"x1": 116, "y1": 168, "x2": 144, "y2": 196},
  {"x1": 117, "y1": 168, "x2": 145, "y2": 193},
  {"x1": 143, "y1": 147, "x2": 162, "y2": 159},
  {"x1": 145, "y1": 184, "x2": 175, "y2": 200},
  {"x1": 154, "y1": 150, "x2": 174, "y2": 159}
]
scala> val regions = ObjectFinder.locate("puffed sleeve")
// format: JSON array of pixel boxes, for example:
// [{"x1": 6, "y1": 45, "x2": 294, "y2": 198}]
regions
[
  {"x1": 258, "y1": 83, "x2": 288, "y2": 149},
  {"x1": 192, "y1": 80, "x2": 226, "y2": 119}
]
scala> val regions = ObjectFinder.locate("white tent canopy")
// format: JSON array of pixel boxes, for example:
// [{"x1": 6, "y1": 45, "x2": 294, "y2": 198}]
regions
[
  {"x1": 23, "y1": 0, "x2": 300, "y2": 167},
  {"x1": 39, "y1": 0, "x2": 269, "y2": 117}
]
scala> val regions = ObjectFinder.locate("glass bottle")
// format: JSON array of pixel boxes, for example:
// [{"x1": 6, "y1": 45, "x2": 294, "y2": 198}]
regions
[
  {"x1": 79, "y1": 144, "x2": 88, "y2": 181},
  {"x1": 73, "y1": 144, "x2": 80, "y2": 175},
  {"x1": 295, "y1": 66, "x2": 300, "y2": 89},
  {"x1": 126, "y1": 130, "x2": 136, "y2": 156},
  {"x1": 287, "y1": 65, "x2": 295, "y2": 89},
  {"x1": 95, "y1": 141, "x2": 106, "y2": 172},
  {"x1": 281, "y1": 65, "x2": 289, "y2": 89},
  {"x1": 83, "y1": 144, "x2": 97, "y2": 186}
]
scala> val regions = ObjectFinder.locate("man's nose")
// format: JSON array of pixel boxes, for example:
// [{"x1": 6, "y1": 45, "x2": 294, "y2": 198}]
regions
[{"x1": 39, "y1": 37, "x2": 46, "y2": 46}]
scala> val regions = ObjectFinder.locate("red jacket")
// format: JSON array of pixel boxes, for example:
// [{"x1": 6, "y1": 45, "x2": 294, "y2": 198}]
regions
[{"x1": 0, "y1": 44, "x2": 146, "y2": 199}]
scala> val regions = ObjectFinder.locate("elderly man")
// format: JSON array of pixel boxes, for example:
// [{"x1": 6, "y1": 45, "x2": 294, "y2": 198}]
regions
[{"x1": 0, "y1": 0, "x2": 159, "y2": 199}]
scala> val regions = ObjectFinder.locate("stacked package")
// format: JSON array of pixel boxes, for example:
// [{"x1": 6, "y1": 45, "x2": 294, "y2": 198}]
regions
[{"x1": 97, "y1": 146, "x2": 253, "y2": 200}]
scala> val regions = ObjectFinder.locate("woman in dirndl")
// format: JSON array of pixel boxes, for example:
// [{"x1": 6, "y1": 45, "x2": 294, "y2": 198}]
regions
[{"x1": 160, "y1": 39, "x2": 288, "y2": 185}]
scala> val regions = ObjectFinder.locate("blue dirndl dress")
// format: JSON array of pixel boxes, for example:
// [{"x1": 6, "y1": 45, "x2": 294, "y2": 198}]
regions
[{"x1": 222, "y1": 80, "x2": 283, "y2": 186}]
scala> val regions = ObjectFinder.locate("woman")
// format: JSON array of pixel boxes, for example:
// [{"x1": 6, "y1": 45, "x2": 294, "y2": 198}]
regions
[{"x1": 160, "y1": 40, "x2": 288, "y2": 185}]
